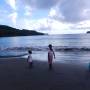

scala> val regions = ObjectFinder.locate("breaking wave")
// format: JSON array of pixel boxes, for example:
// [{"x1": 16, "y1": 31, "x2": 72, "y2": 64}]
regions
[
  {"x1": 1, "y1": 46, "x2": 90, "y2": 52},
  {"x1": 1, "y1": 46, "x2": 90, "y2": 57}
]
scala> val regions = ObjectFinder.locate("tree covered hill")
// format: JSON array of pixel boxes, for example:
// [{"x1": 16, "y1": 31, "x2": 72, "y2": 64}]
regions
[{"x1": 0, "y1": 25, "x2": 45, "y2": 37}]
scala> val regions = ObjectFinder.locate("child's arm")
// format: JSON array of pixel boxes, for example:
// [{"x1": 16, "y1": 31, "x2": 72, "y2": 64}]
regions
[
  {"x1": 48, "y1": 52, "x2": 49, "y2": 59},
  {"x1": 27, "y1": 55, "x2": 29, "y2": 62},
  {"x1": 53, "y1": 50, "x2": 55, "y2": 59}
]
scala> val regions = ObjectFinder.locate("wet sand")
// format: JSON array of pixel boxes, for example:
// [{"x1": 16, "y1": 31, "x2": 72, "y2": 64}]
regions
[{"x1": 0, "y1": 57, "x2": 90, "y2": 90}]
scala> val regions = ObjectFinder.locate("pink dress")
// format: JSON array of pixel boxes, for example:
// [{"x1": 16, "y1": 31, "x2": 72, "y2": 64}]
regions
[{"x1": 48, "y1": 50, "x2": 54, "y2": 64}]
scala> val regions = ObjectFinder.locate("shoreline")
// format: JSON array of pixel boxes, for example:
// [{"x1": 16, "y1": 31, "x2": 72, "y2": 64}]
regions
[{"x1": 0, "y1": 57, "x2": 90, "y2": 90}]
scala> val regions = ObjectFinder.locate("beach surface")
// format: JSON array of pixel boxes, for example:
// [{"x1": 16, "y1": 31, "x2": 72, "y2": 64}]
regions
[{"x1": 0, "y1": 57, "x2": 90, "y2": 90}]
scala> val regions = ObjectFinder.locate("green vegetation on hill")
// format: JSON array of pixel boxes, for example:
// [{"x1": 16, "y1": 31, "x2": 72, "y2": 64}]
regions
[{"x1": 0, "y1": 25, "x2": 45, "y2": 37}]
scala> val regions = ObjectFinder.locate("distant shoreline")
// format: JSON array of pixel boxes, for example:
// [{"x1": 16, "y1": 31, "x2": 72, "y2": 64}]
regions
[{"x1": 0, "y1": 34, "x2": 47, "y2": 37}]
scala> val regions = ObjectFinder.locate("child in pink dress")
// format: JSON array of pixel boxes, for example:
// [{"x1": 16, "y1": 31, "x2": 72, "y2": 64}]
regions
[
  {"x1": 48, "y1": 44, "x2": 55, "y2": 70},
  {"x1": 27, "y1": 50, "x2": 33, "y2": 68}
]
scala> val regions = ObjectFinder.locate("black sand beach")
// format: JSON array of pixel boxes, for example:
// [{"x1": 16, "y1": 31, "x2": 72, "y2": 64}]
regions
[{"x1": 0, "y1": 57, "x2": 90, "y2": 90}]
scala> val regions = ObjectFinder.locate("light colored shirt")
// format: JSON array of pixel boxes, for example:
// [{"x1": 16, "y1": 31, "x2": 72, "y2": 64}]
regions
[{"x1": 28, "y1": 54, "x2": 32, "y2": 62}]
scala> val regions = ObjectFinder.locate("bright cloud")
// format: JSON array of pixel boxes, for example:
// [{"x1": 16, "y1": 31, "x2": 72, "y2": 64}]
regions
[
  {"x1": 73, "y1": 20, "x2": 90, "y2": 29},
  {"x1": 24, "y1": 6, "x2": 33, "y2": 16},
  {"x1": 49, "y1": 8, "x2": 56, "y2": 17},
  {"x1": 20, "y1": 17, "x2": 74, "y2": 34},
  {"x1": 8, "y1": 12, "x2": 17, "y2": 26},
  {"x1": 48, "y1": 7, "x2": 65, "y2": 21},
  {"x1": 5, "y1": 0, "x2": 16, "y2": 10}
]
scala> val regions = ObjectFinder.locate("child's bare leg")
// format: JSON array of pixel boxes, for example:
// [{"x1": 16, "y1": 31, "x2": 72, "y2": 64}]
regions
[
  {"x1": 31, "y1": 62, "x2": 33, "y2": 68},
  {"x1": 49, "y1": 63, "x2": 52, "y2": 70},
  {"x1": 29, "y1": 62, "x2": 33, "y2": 68}
]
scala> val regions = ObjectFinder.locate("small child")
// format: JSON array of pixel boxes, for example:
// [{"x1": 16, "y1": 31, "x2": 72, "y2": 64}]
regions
[
  {"x1": 48, "y1": 44, "x2": 55, "y2": 70},
  {"x1": 27, "y1": 50, "x2": 33, "y2": 68}
]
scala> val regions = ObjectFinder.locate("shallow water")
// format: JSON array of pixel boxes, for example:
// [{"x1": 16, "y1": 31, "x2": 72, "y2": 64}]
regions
[{"x1": 0, "y1": 34, "x2": 90, "y2": 64}]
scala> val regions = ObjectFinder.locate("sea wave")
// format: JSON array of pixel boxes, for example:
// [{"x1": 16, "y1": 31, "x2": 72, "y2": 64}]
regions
[
  {"x1": 1, "y1": 46, "x2": 90, "y2": 52},
  {"x1": 55, "y1": 47, "x2": 90, "y2": 51},
  {"x1": 1, "y1": 46, "x2": 90, "y2": 57}
]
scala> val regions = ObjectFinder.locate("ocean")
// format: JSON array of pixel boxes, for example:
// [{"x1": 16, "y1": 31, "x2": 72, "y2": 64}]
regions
[{"x1": 0, "y1": 34, "x2": 90, "y2": 64}]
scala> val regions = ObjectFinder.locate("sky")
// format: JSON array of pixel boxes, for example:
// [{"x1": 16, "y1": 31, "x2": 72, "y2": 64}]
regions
[{"x1": 0, "y1": 0, "x2": 90, "y2": 34}]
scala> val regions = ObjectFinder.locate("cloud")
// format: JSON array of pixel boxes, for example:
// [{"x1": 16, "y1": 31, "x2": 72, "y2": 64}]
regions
[
  {"x1": 22, "y1": 19, "x2": 48, "y2": 30},
  {"x1": 70, "y1": 20, "x2": 90, "y2": 30},
  {"x1": 19, "y1": 17, "x2": 73, "y2": 34},
  {"x1": 24, "y1": 6, "x2": 33, "y2": 16},
  {"x1": 11, "y1": 15, "x2": 89, "y2": 34},
  {"x1": 8, "y1": 12, "x2": 17, "y2": 26},
  {"x1": 3, "y1": 0, "x2": 90, "y2": 34},
  {"x1": 82, "y1": 9, "x2": 90, "y2": 20},
  {"x1": 57, "y1": 0, "x2": 90, "y2": 23},
  {"x1": 5, "y1": 0, "x2": 16, "y2": 10},
  {"x1": 48, "y1": 7, "x2": 65, "y2": 21},
  {"x1": 17, "y1": 0, "x2": 90, "y2": 23},
  {"x1": 18, "y1": 0, "x2": 59, "y2": 9}
]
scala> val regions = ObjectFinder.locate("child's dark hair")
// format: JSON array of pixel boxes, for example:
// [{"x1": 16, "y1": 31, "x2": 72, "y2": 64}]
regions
[
  {"x1": 28, "y1": 50, "x2": 32, "y2": 54},
  {"x1": 48, "y1": 44, "x2": 53, "y2": 50},
  {"x1": 48, "y1": 44, "x2": 52, "y2": 48}
]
